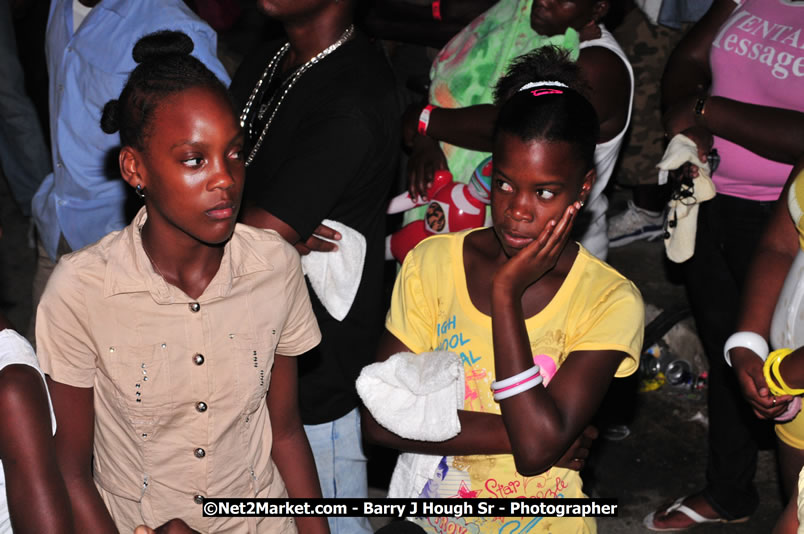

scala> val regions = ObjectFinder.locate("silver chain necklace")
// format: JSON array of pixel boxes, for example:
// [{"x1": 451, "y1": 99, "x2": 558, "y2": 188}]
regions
[{"x1": 239, "y1": 25, "x2": 355, "y2": 167}]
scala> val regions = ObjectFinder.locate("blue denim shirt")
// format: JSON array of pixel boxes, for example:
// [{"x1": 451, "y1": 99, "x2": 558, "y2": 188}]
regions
[
  {"x1": 658, "y1": 0, "x2": 715, "y2": 29},
  {"x1": 32, "y1": 0, "x2": 230, "y2": 260}
]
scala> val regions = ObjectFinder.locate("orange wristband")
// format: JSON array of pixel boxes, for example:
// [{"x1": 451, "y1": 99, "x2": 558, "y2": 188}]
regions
[{"x1": 418, "y1": 104, "x2": 436, "y2": 135}]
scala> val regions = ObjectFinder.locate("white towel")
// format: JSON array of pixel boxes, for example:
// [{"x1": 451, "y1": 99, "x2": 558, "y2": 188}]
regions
[
  {"x1": 658, "y1": 134, "x2": 716, "y2": 263},
  {"x1": 387, "y1": 453, "x2": 444, "y2": 498},
  {"x1": 357, "y1": 350, "x2": 464, "y2": 499},
  {"x1": 357, "y1": 350, "x2": 464, "y2": 441},
  {"x1": 300, "y1": 219, "x2": 366, "y2": 321}
]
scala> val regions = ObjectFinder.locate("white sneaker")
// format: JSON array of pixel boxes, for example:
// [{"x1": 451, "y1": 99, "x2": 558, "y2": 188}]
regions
[{"x1": 608, "y1": 200, "x2": 665, "y2": 247}]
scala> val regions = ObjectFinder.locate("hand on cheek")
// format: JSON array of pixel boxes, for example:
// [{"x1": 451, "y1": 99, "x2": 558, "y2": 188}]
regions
[{"x1": 493, "y1": 202, "x2": 579, "y2": 295}]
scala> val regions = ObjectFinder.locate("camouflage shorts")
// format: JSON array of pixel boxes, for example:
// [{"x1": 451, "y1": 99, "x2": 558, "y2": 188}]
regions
[{"x1": 613, "y1": 9, "x2": 687, "y2": 186}]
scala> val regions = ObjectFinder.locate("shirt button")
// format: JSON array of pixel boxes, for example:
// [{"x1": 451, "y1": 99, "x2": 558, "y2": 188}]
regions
[
  {"x1": 194, "y1": 447, "x2": 206, "y2": 459},
  {"x1": 196, "y1": 401, "x2": 207, "y2": 413},
  {"x1": 194, "y1": 494, "x2": 204, "y2": 505},
  {"x1": 189, "y1": 302, "x2": 200, "y2": 312},
  {"x1": 193, "y1": 353, "x2": 204, "y2": 365}
]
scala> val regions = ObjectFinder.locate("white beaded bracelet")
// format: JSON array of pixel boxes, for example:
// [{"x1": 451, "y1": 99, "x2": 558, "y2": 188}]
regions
[
  {"x1": 493, "y1": 374, "x2": 544, "y2": 401},
  {"x1": 491, "y1": 365, "x2": 540, "y2": 391},
  {"x1": 723, "y1": 331, "x2": 769, "y2": 367}
]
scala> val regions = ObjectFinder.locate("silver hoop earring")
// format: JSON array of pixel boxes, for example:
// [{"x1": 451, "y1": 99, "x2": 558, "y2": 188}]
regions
[{"x1": 136, "y1": 184, "x2": 146, "y2": 199}]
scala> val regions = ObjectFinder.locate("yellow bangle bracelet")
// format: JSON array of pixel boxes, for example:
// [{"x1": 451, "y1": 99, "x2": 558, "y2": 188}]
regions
[
  {"x1": 763, "y1": 348, "x2": 804, "y2": 396},
  {"x1": 770, "y1": 348, "x2": 804, "y2": 396},
  {"x1": 764, "y1": 349, "x2": 792, "y2": 397}
]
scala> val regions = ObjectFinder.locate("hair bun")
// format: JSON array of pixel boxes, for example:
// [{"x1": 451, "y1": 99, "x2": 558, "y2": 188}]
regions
[
  {"x1": 132, "y1": 30, "x2": 194, "y2": 64},
  {"x1": 100, "y1": 99, "x2": 120, "y2": 134}
]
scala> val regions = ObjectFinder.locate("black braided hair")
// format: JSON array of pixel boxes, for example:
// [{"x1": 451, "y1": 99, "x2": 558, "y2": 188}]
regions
[
  {"x1": 493, "y1": 46, "x2": 599, "y2": 172},
  {"x1": 100, "y1": 30, "x2": 230, "y2": 151}
]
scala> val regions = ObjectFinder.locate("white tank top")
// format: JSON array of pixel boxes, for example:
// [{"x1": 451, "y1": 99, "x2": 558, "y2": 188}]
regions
[
  {"x1": 575, "y1": 26, "x2": 634, "y2": 259},
  {"x1": 0, "y1": 330, "x2": 56, "y2": 534}
]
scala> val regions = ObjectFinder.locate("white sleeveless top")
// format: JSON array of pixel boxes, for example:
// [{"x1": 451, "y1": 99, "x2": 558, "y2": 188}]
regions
[
  {"x1": 0, "y1": 330, "x2": 56, "y2": 534},
  {"x1": 576, "y1": 26, "x2": 635, "y2": 260}
]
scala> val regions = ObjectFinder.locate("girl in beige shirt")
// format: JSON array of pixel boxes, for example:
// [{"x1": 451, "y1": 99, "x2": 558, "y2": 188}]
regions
[{"x1": 35, "y1": 31, "x2": 328, "y2": 534}]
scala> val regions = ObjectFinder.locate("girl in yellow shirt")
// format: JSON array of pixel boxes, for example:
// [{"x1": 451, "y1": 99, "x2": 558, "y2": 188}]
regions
[{"x1": 364, "y1": 47, "x2": 643, "y2": 534}]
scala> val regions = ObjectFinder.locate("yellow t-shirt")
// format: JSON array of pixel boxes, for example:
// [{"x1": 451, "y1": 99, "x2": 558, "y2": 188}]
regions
[
  {"x1": 386, "y1": 229, "x2": 644, "y2": 534},
  {"x1": 787, "y1": 168, "x2": 804, "y2": 251},
  {"x1": 777, "y1": 168, "x2": 804, "y2": 448}
]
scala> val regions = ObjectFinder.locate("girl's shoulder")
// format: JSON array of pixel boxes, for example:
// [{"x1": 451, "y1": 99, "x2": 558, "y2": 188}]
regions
[
  {"x1": 570, "y1": 245, "x2": 643, "y2": 306},
  {"x1": 231, "y1": 223, "x2": 301, "y2": 269},
  {"x1": 232, "y1": 222, "x2": 294, "y2": 247},
  {"x1": 411, "y1": 228, "x2": 479, "y2": 257},
  {"x1": 411, "y1": 231, "x2": 459, "y2": 253},
  {"x1": 50, "y1": 226, "x2": 127, "y2": 287},
  {"x1": 405, "y1": 229, "x2": 481, "y2": 275}
]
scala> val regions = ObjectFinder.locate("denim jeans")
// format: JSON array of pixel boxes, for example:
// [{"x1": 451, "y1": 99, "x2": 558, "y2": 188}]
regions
[
  {"x1": 304, "y1": 407, "x2": 372, "y2": 534},
  {"x1": 0, "y1": 0, "x2": 50, "y2": 216}
]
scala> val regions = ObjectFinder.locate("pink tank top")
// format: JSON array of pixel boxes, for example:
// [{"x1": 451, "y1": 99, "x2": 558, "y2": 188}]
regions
[{"x1": 709, "y1": 0, "x2": 804, "y2": 201}]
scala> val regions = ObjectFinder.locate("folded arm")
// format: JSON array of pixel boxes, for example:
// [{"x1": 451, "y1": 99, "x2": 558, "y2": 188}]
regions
[
  {"x1": 361, "y1": 330, "x2": 596, "y2": 471},
  {"x1": 47, "y1": 379, "x2": 117, "y2": 533},
  {"x1": 490, "y1": 284, "x2": 625, "y2": 475},
  {"x1": 269, "y1": 354, "x2": 329, "y2": 534}
]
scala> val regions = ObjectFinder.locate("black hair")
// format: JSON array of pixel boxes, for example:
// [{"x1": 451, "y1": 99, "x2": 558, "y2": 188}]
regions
[
  {"x1": 493, "y1": 46, "x2": 599, "y2": 172},
  {"x1": 100, "y1": 30, "x2": 230, "y2": 151}
]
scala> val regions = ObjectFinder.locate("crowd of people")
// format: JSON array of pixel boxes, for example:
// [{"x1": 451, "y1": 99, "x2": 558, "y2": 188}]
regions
[{"x1": 0, "y1": 0, "x2": 803, "y2": 533}]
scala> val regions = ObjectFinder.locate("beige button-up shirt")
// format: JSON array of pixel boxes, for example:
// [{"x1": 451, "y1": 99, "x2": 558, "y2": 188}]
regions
[{"x1": 37, "y1": 208, "x2": 321, "y2": 533}]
